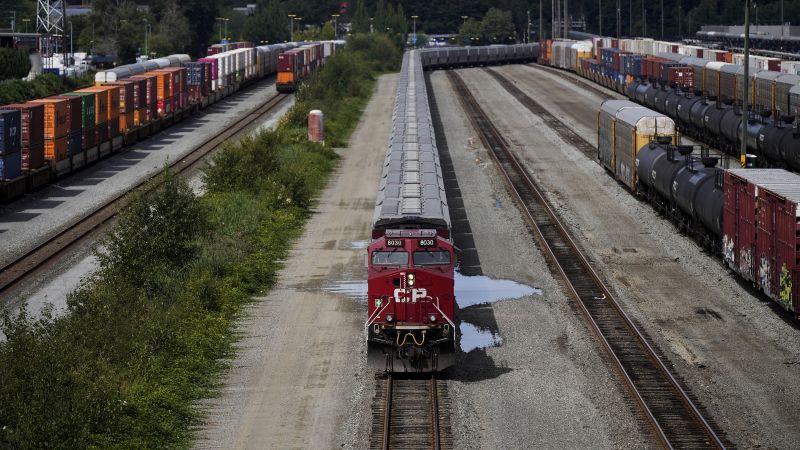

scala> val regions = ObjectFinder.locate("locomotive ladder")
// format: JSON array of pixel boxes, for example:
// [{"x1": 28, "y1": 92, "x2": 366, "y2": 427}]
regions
[
  {"x1": 447, "y1": 70, "x2": 727, "y2": 450},
  {"x1": 370, "y1": 374, "x2": 451, "y2": 450}
]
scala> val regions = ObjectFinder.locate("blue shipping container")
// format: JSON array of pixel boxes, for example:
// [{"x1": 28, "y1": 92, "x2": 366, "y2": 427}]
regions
[
  {"x1": 68, "y1": 130, "x2": 83, "y2": 156},
  {"x1": 186, "y1": 62, "x2": 205, "y2": 86},
  {"x1": 0, "y1": 151, "x2": 22, "y2": 180},
  {"x1": 0, "y1": 109, "x2": 21, "y2": 155}
]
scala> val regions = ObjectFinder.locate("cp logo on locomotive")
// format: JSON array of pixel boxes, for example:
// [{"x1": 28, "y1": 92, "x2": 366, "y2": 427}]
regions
[{"x1": 393, "y1": 288, "x2": 429, "y2": 303}]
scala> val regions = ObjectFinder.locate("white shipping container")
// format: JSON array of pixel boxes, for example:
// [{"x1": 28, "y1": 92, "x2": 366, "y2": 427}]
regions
[{"x1": 781, "y1": 61, "x2": 800, "y2": 75}]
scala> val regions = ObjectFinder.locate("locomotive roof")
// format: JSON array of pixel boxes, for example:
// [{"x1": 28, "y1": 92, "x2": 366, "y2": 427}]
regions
[{"x1": 372, "y1": 50, "x2": 450, "y2": 231}]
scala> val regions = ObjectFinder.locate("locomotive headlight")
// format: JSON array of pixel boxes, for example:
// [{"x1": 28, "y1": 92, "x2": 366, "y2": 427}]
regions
[
  {"x1": 386, "y1": 314, "x2": 394, "y2": 323},
  {"x1": 407, "y1": 273, "x2": 416, "y2": 287},
  {"x1": 429, "y1": 314, "x2": 437, "y2": 323}
]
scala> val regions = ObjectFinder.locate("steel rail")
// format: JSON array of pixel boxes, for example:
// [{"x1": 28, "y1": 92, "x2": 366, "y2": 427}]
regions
[
  {"x1": 375, "y1": 373, "x2": 444, "y2": 450},
  {"x1": 0, "y1": 92, "x2": 289, "y2": 296},
  {"x1": 447, "y1": 70, "x2": 725, "y2": 450},
  {"x1": 382, "y1": 373, "x2": 393, "y2": 450}
]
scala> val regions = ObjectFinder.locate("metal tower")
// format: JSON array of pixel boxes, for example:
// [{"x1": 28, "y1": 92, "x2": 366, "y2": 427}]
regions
[{"x1": 36, "y1": 0, "x2": 67, "y2": 64}]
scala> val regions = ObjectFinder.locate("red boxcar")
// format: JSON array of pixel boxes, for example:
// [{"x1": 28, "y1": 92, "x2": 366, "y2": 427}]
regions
[{"x1": 724, "y1": 169, "x2": 800, "y2": 314}]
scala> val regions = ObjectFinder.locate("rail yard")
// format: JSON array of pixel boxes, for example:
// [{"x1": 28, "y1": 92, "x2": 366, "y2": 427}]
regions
[{"x1": 2, "y1": 20, "x2": 800, "y2": 450}]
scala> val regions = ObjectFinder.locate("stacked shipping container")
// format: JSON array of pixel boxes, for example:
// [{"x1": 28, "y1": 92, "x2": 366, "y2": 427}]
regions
[
  {"x1": 0, "y1": 110, "x2": 21, "y2": 179},
  {"x1": 3, "y1": 103, "x2": 45, "y2": 171}
]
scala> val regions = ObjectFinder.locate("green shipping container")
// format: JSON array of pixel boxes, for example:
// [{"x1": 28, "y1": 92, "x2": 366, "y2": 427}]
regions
[{"x1": 61, "y1": 92, "x2": 97, "y2": 129}]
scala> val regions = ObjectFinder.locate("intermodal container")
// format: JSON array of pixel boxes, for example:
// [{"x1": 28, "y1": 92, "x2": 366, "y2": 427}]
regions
[
  {"x1": 0, "y1": 109, "x2": 21, "y2": 154},
  {"x1": 104, "y1": 80, "x2": 135, "y2": 113},
  {"x1": 96, "y1": 122, "x2": 109, "y2": 144},
  {"x1": 67, "y1": 130, "x2": 82, "y2": 156},
  {"x1": 80, "y1": 86, "x2": 120, "y2": 120},
  {"x1": 109, "y1": 117, "x2": 120, "y2": 139},
  {"x1": 149, "y1": 71, "x2": 172, "y2": 101},
  {"x1": 83, "y1": 126, "x2": 97, "y2": 149},
  {"x1": 119, "y1": 111, "x2": 135, "y2": 132},
  {"x1": 50, "y1": 95, "x2": 83, "y2": 133},
  {"x1": 0, "y1": 151, "x2": 21, "y2": 179},
  {"x1": 62, "y1": 91, "x2": 98, "y2": 128},
  {"x1": 664, "y1": 66, "x2": 694, "y2": 90},
  {"x1": 3, "y1": 103, "x2": 45, "y2": 147},
  {"x1": 73, "y1": 89, "x2": 108, "y2": 124},
  {"x1": 30, "y1": 98, "x2": 70, "y2": 139},
  {"x1": 129, "y1": 77, "x2": 147, "y2": 110},
  {"x1": 23, "y1": 141, "x2": 45, "y2": 170},
  {"x1": 44, "y1": 136, "x2": 68, "y2": 161}
]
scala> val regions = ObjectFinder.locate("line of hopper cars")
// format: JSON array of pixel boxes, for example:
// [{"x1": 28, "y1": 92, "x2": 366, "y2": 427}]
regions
[
  {"x1": 540, "y1": 37, "x2": 800, "y2": 172},
  {"x1": 0, "y1": 41, "x2": 341, "y2": 203},
  {"x1": 599, "y1": 99, "x2": 800, "y2": 317},
  {"x1": 367, "y1": 44, "x2": 541, "y2": 373}
]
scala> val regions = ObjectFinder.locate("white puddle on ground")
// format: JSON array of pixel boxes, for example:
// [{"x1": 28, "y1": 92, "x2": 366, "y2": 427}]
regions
[{"x1": 459, "y1": 321, "x2": 503, "y2": 352}]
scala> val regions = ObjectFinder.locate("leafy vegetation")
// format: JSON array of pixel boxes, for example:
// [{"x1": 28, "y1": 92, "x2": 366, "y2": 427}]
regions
[
  {"x1": 0, "y1": 72, "x2": 95, "y2": 105},
  {"x1": 0, "y1": 48, "x2": 31, "y2": 81},
  {"x1": 0, "y1": 31, "x2": 399, "y2": 449},
  {"x1": 457, "y1": 7, "x2": 517, "y2": 45}
]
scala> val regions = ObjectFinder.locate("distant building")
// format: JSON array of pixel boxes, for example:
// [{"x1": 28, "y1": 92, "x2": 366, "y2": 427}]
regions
[{"x1": 233, "y1": 4, "x2": 257, "y2": 16}]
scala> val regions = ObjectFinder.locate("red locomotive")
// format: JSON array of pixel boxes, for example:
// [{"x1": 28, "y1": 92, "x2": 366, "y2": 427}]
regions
[{"x1": 366, "y1": 51, "x2": 456, "y2": 372}]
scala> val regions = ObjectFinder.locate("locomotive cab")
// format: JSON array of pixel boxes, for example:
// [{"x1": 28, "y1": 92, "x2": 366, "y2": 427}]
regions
[{"x1": 366, "y1": 229, "x2": 456, "y2": 372}]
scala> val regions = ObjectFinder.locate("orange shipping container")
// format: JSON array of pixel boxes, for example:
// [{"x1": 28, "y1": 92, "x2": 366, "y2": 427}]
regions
[
  {"x1": 30, "y1": 98, "x2": 69, "y2": 139},
  {"x1": 103, "y1": 80, "x2": 135, "y2": 113},
  {"x1": 119, "y1": 111, "x2": 135, "y2": 132},
  {"x1": 44, "y1": 136, "x2": 68, "y2": 161},
  {"x1": 74, "y1": 89, "x2": 108, "y2": 124},
  {"x1": 146, "y1": 71, "x2": 172, "y2": 101}
]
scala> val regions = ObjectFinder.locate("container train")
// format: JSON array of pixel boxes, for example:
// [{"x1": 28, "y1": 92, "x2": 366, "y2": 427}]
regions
[
  {"x1": 0, "y1": 41, "x2": 340, "y2": 202},
  {"x1": 539, "y1": 36, "x2": 800, "y2": 172},
  {"x1": 419, "y1": 43, "x2": 538, "y2": 69},
  {"x1": 599, "y1": 99, "x2": 800, "y2": 317}
]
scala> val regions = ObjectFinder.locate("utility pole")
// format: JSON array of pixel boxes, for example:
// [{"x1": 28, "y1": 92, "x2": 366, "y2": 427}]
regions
[
  {"x1": 741, "y1": 0, "x2": 751, "y2": 168},
  {"x1": 599, "y1": 0, "x2": 602, "y2": 35},
  {"x1": 527, "y1": 9, "x2": 531, "y2": 43},
  {"x1": 145, "y1": 22, "x2": 150, "y2": 58},
  {"x1": 781, "y1": 0, "x2": 785, "y2": 36},
  {"x1": 642, "y1": 0, "x2": 646, "y2": 37},
  {"x1": 556, "y1": 0, "x2": 561, "y2": 38},
  {"x1": 661, "y1": 0, "x2": 664, "y2": 38},
  {"x1": 551, "y1": 0, "x2": 555, "y2": 38},
  {"x1": 539, "y1": 1, "x2": 543, "y2": 43},
  {"x1": 629, "y1": 0, "x2": 632, "y2": 36},
  {"x1": 616, "y1": 0, "x2": 620, "y2": 38},
  {"x1": 678, "y1": 0, "x2": 682, "y2": 37},
  {"x1": 288, "y1": 14, "x2": 295, "y2": 41}
]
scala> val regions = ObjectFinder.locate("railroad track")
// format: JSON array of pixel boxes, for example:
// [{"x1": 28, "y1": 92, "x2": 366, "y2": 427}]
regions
[
  {"x1": 448, "y1": 70, "x2": 727, "y2": 449},
  {"x1": 0, "y1": 92, "x2": 289, "y2": 296},
  {"x1": 371, "y1": 374, "x2": 451, "y2": 450}
]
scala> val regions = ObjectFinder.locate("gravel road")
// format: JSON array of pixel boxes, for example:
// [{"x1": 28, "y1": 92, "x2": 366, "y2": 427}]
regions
[
  {"x1": 459, "y1": 65, "x2": 800, "y2": 449},
  {"x1": 193, "y1": 74, "x2": 398, "y2": 450}
]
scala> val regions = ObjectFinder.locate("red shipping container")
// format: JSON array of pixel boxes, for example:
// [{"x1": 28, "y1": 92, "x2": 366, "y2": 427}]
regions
[
  {"x1": 666, "y1": 66, "x2": 694, "y2": 89},
  {"x1": 3, "y1": 103, "x2": 45, "y2": 147},
  {"x1": 51, "y1": 95, "x2": 84, "y2": 133},
  {"x1": 104, "y1": 80, "x2": 136, "y2": 113},
  {"x1": 23, "y1": 141, "x2": 45, "y2": 170}
]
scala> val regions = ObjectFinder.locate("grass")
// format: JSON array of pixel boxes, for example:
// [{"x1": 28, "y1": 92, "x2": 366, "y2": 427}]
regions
[{"x1": 0, "y1": 33, "x2": 400, "y2": 449}]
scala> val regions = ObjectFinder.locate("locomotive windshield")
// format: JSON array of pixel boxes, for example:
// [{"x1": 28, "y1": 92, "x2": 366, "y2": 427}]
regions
[
  {"x1": 413, "y1": 251, "x2": 451, "y2": 266},
  {"x1": 371, "y1": 251, "x2": 408, "y2": 266}
]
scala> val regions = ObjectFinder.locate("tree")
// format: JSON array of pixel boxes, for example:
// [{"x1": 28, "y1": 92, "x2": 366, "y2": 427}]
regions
[
  {"x1": 351, "y1": 0, "x2": 369, "y2": 33},
  {"x1": 242, "y1": 0, "x2": 289, "y2": 44},
  {"x1": 458, "y1": 18, "x2": 484, "y2": 45},
  {"x1": 320, "y1": 20, "x2": 335, "y2": 40},
  {"x1": 482, "y1": 8, "x2": 516, "y2": 43},
  {"x1": 152, "y1": 0, "x2": 190, "y2": 55}
]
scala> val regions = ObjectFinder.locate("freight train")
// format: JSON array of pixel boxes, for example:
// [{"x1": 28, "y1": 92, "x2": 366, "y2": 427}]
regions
[
  {"x1": 368, "y1": 49, "x2": 456, "y2": 372},
  {"x1": 367, "y1": 44, "x2": 542, "y2": 372},
  {"x1": 599, "y1": 99, "x2": 800, "y2": 317},
  {"x1": 539, "y1": 36, "x2": 800, "y2": 172},
  {"x1": 0, "y1": 41, "x2": 340, "y2": 202},
  {"x1": 277, "y1": 41, "x2": 342, "y2": 93}
]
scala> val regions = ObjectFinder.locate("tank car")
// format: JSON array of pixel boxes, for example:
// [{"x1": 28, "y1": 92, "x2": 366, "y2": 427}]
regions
[{"x1": 367, "y1": 51, "x2": 456, "y2": 372}]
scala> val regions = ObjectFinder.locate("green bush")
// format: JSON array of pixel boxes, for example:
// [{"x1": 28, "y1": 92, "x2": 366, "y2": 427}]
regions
[
  {"x1": 0, "y1": 72, "x2": 95, "y2": 105},
  {"x1": 0, "y1": 48, "x2": 31, "y2": 80}
]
